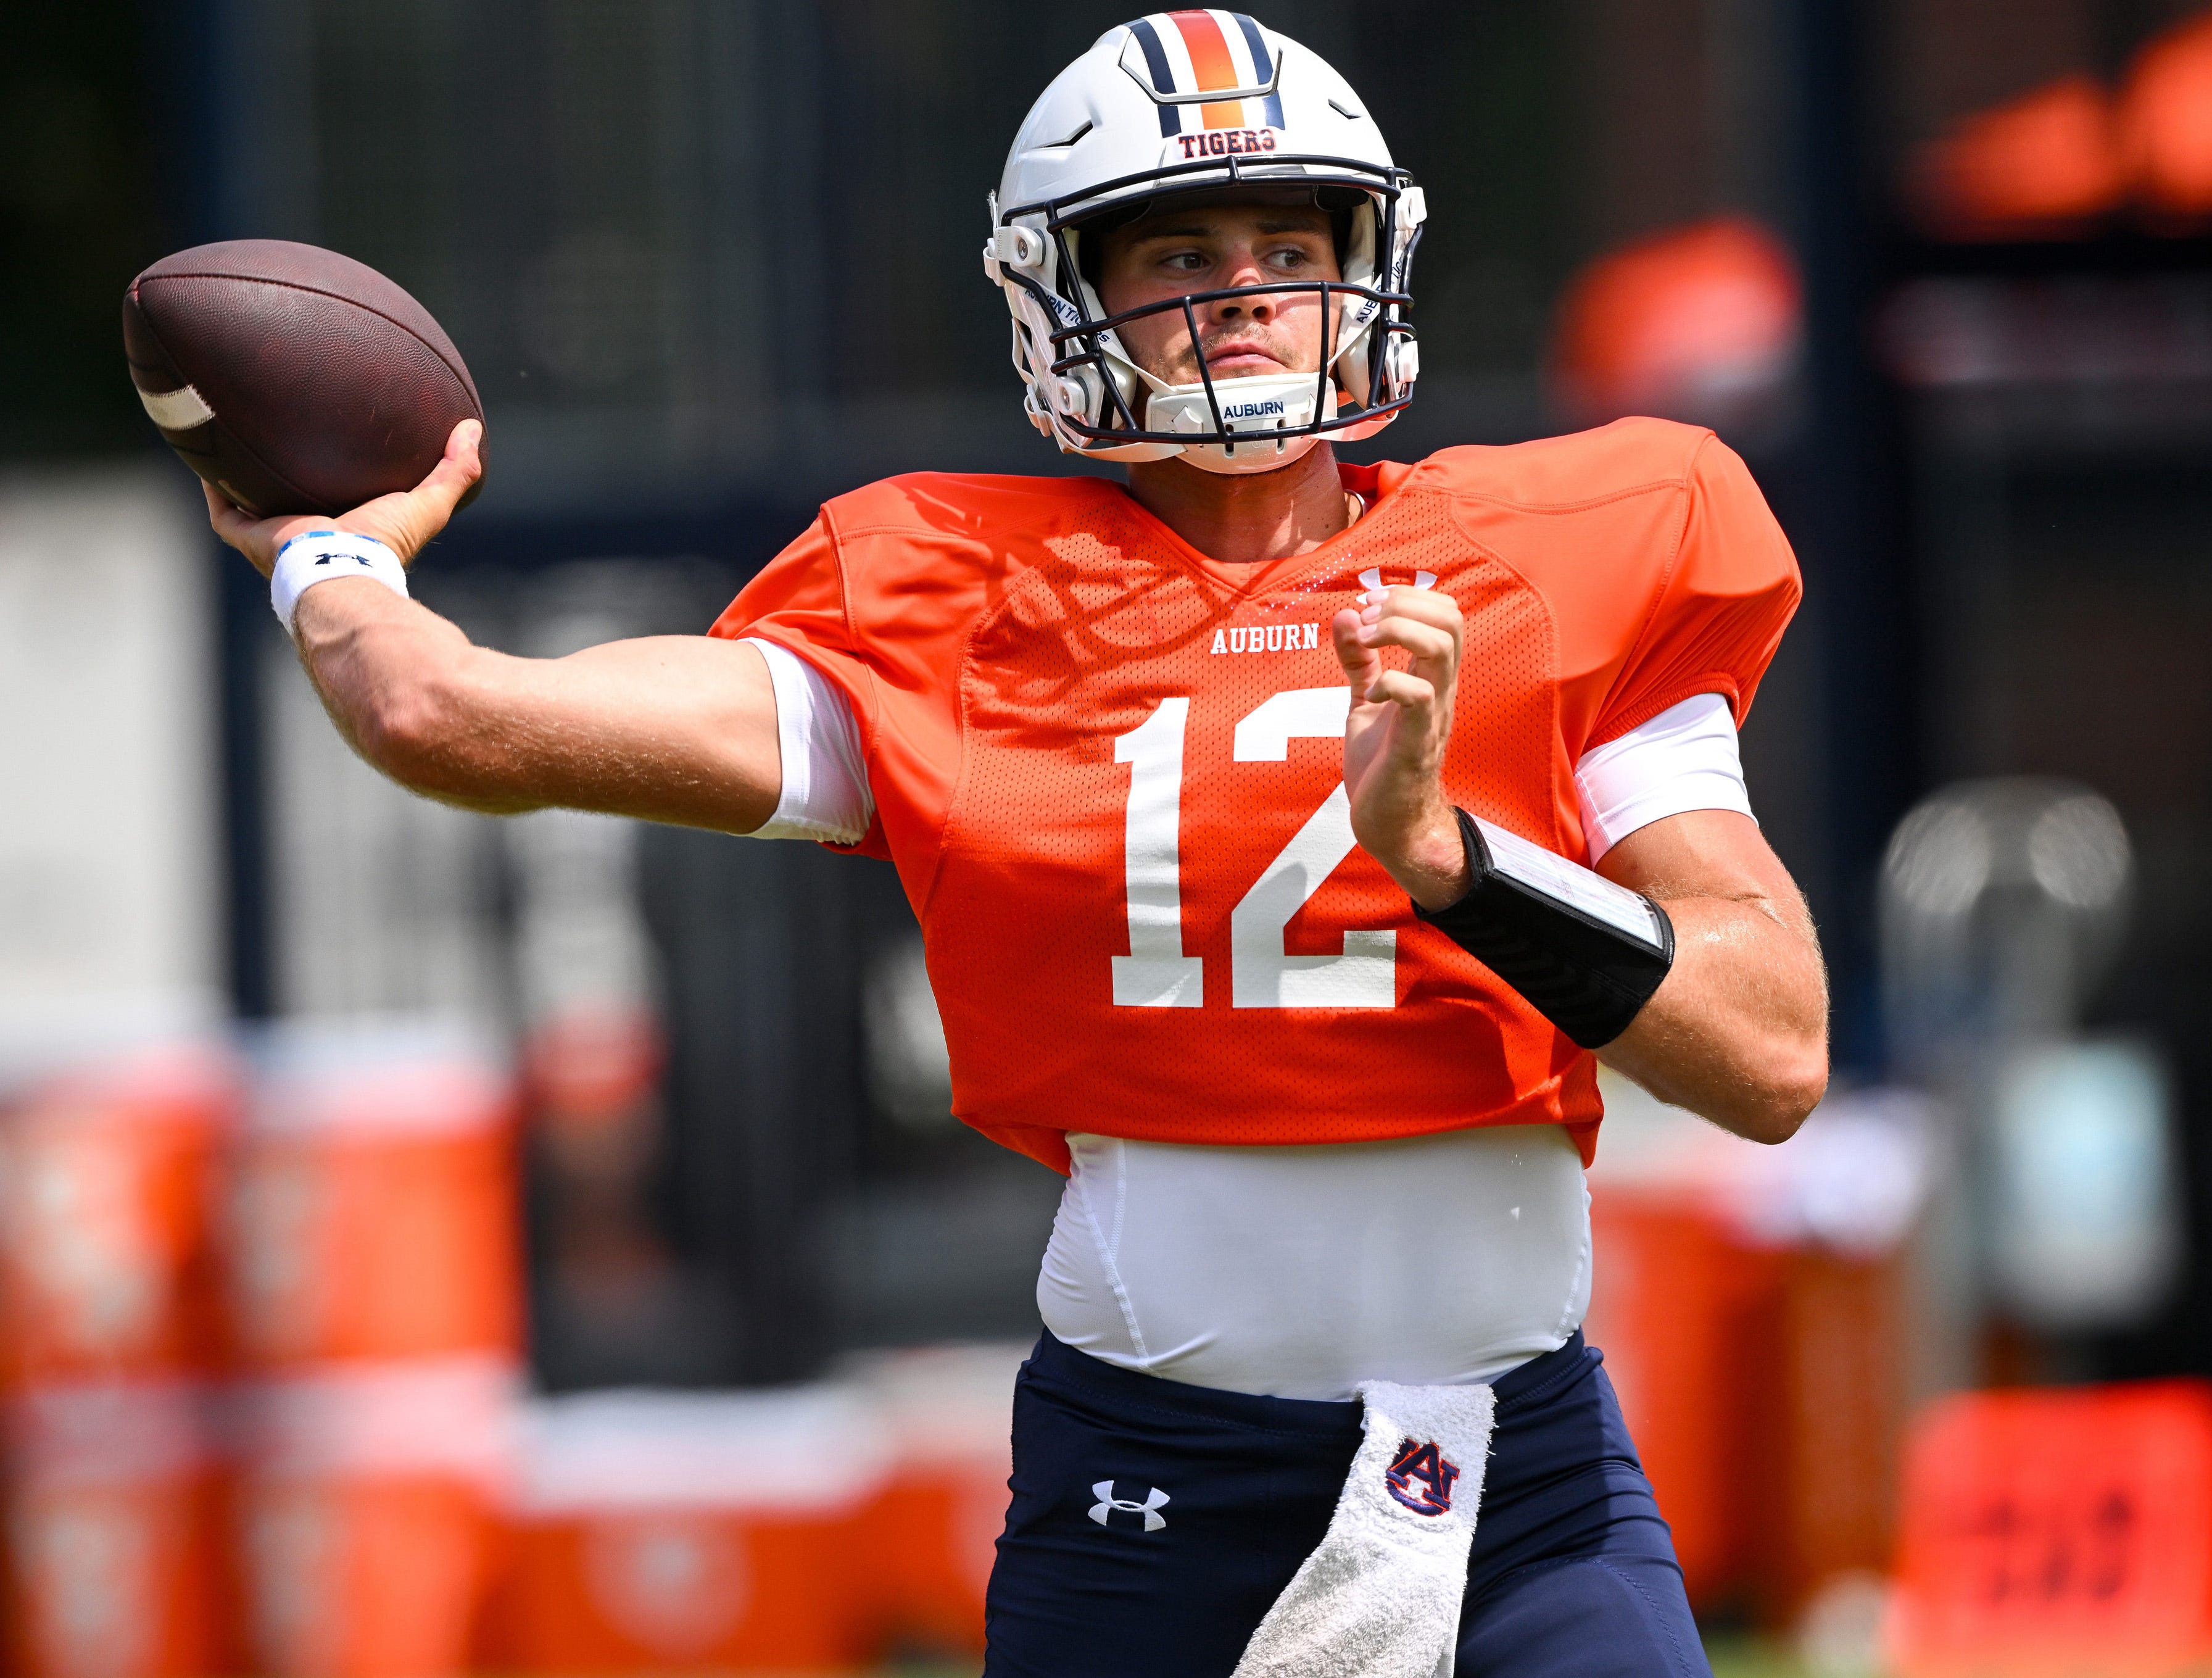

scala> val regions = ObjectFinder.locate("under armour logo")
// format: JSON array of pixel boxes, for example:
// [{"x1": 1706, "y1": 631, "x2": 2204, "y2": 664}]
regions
[
  {"x1": 1359, "y1": 566, "x2": 1437, "y2": 592},
  {"x1": 1385, "y1": 1439, "x2": 1461, "y2": 1518},
  {"x1": 1088, "y1": 1481, "x2": 1170, "y2": 1532}
]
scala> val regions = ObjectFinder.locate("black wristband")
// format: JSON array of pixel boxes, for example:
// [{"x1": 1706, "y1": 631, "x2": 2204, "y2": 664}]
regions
[{"x1": 1413, "y1": 807, "x2": 1675, "y2": 1050}]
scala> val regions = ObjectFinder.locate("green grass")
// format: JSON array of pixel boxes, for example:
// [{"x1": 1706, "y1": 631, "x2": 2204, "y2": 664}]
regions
[{"x1": 1704, "y1": 1635, "x2": 1816, "y2": 1678}]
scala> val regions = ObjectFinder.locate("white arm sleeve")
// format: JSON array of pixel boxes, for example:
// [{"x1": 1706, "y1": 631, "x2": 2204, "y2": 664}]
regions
[
  {"x1": 1573, "y1": 692, "x2": 1754, "y2": 862},
  {"x1": 741, "y1": 639, "x2": 875, "y2": 845}
]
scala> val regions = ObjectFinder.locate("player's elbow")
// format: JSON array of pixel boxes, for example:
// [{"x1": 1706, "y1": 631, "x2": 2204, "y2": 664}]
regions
[
  {"x1": 355, "y1": 668, "x2": 493, "y2": 804},
  {"x1": 1723, "y1": 1038, "x2": 1829, "y2": 1145},
  {"x1": 355, "y1": 675, "x2": 444, "y2": 787}
]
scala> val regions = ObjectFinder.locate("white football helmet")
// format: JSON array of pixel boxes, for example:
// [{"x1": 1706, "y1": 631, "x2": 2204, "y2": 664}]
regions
[{"x1": 985, "y1": 12, "x2": 1425, "y2": 474}]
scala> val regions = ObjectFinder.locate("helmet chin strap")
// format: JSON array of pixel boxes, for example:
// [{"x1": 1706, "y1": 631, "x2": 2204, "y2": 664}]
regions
[{"x1": 1138, "y1": 368, "x2": 1342, "y2": 476}]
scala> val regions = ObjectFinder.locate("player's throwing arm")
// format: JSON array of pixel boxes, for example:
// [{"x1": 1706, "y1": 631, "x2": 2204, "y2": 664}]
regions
[
  {"x1": 117, "y1": 241, "x2": 783, "y2": 836},
  {"x1": 202, "y1": 418, "x2": 787, "y2": 839}
]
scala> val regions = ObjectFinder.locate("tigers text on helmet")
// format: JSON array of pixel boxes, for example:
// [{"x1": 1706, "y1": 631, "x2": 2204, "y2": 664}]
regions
[{"x1": 984, "y1": 12, "x2": 1425, "y2": 475}]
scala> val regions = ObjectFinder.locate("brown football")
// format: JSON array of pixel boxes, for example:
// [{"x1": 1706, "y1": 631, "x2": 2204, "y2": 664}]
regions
[{"x1": 122, "y1": 239, "x2": 486, "y2": 519}]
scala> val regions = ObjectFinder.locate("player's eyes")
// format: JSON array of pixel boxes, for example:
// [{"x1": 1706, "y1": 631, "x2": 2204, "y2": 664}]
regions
[{"x1": 1150, "y1": 241, "x2": 1320, "y2": 278}]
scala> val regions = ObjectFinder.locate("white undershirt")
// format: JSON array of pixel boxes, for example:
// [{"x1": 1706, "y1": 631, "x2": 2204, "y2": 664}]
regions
[
  {"x1": 1039, "y1": 1125, "x2": 1593, "y2": 1399},
  {"x1": 742, "y1": 638, "x2": 1754, "y2": 1398}
]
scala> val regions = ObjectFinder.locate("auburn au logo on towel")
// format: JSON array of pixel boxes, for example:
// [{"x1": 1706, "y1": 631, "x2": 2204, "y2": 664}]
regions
[{"x1": 1385, "y1": 1439, "x2": 1461, "y2": 1517}]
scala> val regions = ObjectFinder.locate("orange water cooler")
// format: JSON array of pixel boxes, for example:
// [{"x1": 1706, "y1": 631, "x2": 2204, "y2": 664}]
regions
[
  {"x1": 228, "y1": 1028, "x2": 520, "y2": 1371},
  {"x1": 483, "y1": 1387, "x2": 893, "y2": 1673},
  {"x1": 0, "y1": 1042, "x2": 242, "y2": 1678},
  {"x1": 1583, "y1": 1184, "x2": 1781, "y2": 1605},
  {"x1": 848, "y1": 1344, "x2": 1022, "y2": 1659},
  {"x1": 1887, "y1": 1381, "x2": 2212, "y2": 1678},
  {"x1": 1583, "y1": 1084, "x2": 1922, "y2": 1622},
  {"x1": 2, "y1": 1379, "x2": 234, "y2": 1678},
  {"x1": 232, "y1": 1360, "x2": 512, "y2": 1678},
  {"x1": 0, "y1": 1044, "x2": 237, "y2": 1388},
  {"x1": 228, "y1": 1024, "x2": 522, "y2": 1678}
]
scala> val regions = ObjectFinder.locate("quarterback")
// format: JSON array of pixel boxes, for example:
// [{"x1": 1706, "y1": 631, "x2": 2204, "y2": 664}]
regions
[{"x1": 211, "y1": 14, "x2": 1825, "y2": 1676}]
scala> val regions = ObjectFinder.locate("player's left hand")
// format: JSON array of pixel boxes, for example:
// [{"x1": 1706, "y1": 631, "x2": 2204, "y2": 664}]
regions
[{"x1": 1333, "y1": 584, "x2": 1472, "y2": 910}]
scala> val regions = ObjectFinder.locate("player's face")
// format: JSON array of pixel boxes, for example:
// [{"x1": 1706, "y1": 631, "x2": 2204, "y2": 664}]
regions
[{"x1": 1094, "y1": 201, "x2": 1341, "y2": 388}]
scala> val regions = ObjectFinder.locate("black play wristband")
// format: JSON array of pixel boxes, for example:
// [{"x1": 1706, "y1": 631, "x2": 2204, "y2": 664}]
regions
[{"x1": 1413, "y1": 807, "x2": 1675, "y2": 1050}]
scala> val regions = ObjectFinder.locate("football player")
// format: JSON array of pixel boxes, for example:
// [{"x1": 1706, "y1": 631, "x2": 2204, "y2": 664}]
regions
[{"x1": 210, "y1": 14, "x2": 1825, "y2": 1676}]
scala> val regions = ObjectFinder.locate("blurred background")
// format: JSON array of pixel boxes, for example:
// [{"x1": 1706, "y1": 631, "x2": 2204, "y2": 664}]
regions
[{"x1": 6, "y1": 1, "x2": 2212, "y2": 1674}]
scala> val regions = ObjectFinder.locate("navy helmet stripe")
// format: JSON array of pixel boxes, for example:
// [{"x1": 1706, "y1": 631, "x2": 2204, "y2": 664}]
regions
[
  {"x1": 1231, "y1": 13, "x2": 1275, "y2": 81},
  {"x1": 1229, "y1": 14, "x2": 1285, "y2": 127},
  {"x1": 1129, "y1": 17, "x2": 1182, "y2": 137}
]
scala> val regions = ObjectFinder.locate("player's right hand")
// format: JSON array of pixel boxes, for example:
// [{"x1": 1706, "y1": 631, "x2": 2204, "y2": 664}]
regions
[
  {"x1": 1334, "y1": 583, "x2": 1471, "y2": 910},
  {"x1": 204, "y1": 418, "x2": 484, "y2": 579}
]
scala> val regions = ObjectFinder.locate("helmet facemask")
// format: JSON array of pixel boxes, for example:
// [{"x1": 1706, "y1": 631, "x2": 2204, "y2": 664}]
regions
[{"x1": 993, "y1": 161, "x2": 1422, "y2": 472}]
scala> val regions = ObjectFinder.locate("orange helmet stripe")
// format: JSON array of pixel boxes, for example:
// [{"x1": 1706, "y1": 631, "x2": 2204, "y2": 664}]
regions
[{"x1": 1167, "y1": 10, "x2": 1249, "y2": 128}]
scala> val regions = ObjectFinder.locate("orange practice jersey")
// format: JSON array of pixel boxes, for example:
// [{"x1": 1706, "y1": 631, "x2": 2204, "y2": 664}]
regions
[{"x1": 711, "y1": 418, "x2": 1800, "y2": 1174}]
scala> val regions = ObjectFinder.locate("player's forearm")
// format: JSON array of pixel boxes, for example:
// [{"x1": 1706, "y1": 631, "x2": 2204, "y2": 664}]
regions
[
  {"x1": 294, "y1": 583, "x2": 785, "y2": 831},
  {"x1": 290, "y1": 578, "x2": 537, "y2": 812},
  {"x1": 1594, "y1": 891, "x2": 1828, "y2": 1144}
]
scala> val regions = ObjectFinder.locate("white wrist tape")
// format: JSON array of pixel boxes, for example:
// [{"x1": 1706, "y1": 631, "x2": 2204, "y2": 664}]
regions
[{"x1": 270, "y1": 530, "x2": 410, "y2": 634}]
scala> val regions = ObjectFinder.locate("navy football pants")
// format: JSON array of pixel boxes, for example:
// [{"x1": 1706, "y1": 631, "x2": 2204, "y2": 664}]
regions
[{"x1": 983, "y1": 1331, "x2": 1710, "y2": 1677}]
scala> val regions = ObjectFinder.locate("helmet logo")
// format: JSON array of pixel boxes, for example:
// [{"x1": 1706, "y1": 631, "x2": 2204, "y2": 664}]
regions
[{"x1": 1172, "y1": 128, "x2": 1280, "y2": 160}]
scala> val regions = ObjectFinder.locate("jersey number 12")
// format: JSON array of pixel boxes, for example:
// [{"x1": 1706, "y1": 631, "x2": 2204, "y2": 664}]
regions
[{"x1": 1112, "y1": 691, "x2": 1396, "y2": 1011}]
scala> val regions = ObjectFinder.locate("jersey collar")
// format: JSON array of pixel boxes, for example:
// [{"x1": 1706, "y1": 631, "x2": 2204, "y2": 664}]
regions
[{"x1": 1089, "y1": 457, "x2": 1415, "y2": 598}]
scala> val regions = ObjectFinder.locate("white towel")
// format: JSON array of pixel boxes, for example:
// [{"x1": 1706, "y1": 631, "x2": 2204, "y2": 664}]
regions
[{"x1": 1230, "y1": 1381, "x2": 1496, "y2": 1678}]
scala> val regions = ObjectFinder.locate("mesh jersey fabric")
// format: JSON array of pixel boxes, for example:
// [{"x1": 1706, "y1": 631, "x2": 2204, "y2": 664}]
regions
[{"x1": 710, "y1": 417, "x2": 1800, "y2": 1174}]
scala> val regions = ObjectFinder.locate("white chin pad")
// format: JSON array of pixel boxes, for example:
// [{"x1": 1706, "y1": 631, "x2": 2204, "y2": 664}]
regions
[{"x1": 1145, "y1": 372, "x2": 1336, "y2": 475}]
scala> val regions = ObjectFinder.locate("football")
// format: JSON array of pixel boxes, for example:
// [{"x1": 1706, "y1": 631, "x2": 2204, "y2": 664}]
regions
[{"x1": 122, "y1": 239, "x2": 486, "y2": 519}]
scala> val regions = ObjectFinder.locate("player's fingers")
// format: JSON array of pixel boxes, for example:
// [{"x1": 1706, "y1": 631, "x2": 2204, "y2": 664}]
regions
[
  {"x1": 1357, "y1": 591, "x2": 1460, "y2": 679},
  {"x1": 1361, "y1": 585, "x2": 1462, "y2": 641},
  {"x1": 412, "y1": 418, "x2": 484, "y2": 517},
  {"x1": 1362, "y1": 668, "x2": 1435, "y2": 712},
  {"x1": 203, "y1": 482, "x2": 276, "y2": 572},
  {"x1": 447, "y1": 416, "x2": 484, "y2": 473},
  {"x1": 349, "y1": 420, "x2": 483, "y2": 565},
  {"x1": 1332, "y1": 606, "x2": 1380, "y2": 684},
  {"x1": 1357, "y1": 615, "x2": 1456, "y2": 667},
  {"x1": 202, "y1": 481, "x2": 242, "y2": 542}
]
